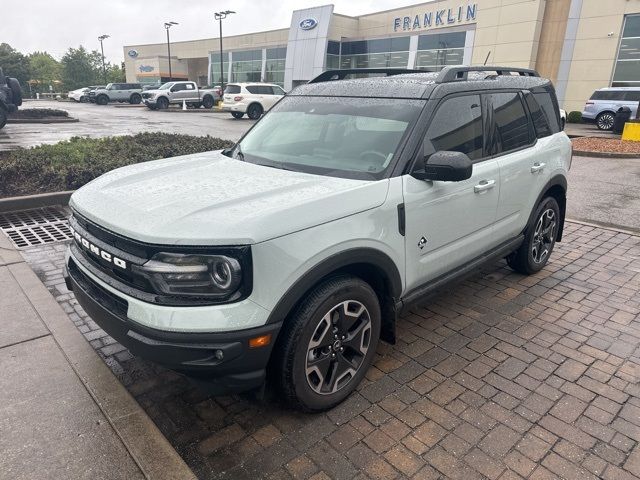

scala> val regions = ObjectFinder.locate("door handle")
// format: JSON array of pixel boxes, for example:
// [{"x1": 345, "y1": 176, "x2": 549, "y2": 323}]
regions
[
  {"x1": 474, "y1": 179, "x2": 495, "y2": 193},
  {"x1": 531, "y1": 162, "x2": 546, "y2": 173}
]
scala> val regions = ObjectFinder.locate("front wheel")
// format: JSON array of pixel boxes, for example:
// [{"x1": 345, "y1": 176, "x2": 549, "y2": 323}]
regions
[
  {"x1": 156, "y1": 97, "x2": 169, "y2": 110},
  {"x1": 231, "y1": 112, "x2": 244, "y2": 119},
  {"x1": 596, "y1": 112, "x2": 615, "y2": 131},
  {"x1": 507, "y1": 197, "x2": 560, "y2": 275},
  {"x1": 274, "y1": 276, "x2": 381, "y2": 412},
  {"x1": 96, "y1": 95, "x2": 109, "y2": 106},
  {"x1": 247, "y1": 103, "x2": 263, "y2": 120}
]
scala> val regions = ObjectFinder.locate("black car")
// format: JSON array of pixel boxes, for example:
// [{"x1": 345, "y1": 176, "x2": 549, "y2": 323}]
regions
[{"x1": 0, "y1": 67, "x2": 22, "y2": 129}]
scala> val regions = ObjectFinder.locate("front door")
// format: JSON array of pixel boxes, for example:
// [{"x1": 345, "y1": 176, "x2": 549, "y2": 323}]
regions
[{"x1": 403, "y1": 94, "x2": 500, "y2": 292}]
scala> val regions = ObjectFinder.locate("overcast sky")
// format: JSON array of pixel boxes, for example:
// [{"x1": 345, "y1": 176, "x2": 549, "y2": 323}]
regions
[{"x1": 7, "y1": 0, "x2": 415, "y2": 64}]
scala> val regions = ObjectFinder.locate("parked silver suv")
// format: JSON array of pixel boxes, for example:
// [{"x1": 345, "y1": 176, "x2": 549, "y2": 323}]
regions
[
  {"x1": 64, "y1": 66, "x2": 571, "y2": 411},
  {"x1": 582, "y1": 87, "x2": 640, "y2": 130},
  {"x1": 92, "y1": 83, "x2": 143, "y2": 105}
]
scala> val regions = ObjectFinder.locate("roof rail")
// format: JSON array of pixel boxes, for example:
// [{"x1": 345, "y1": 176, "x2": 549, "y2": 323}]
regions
[
  {"x1": 308, "y1": 68, "x2": 427, "y2": 84},
  {"x1": 436, "y1": 66, "x2": 540, "y2": 84}
]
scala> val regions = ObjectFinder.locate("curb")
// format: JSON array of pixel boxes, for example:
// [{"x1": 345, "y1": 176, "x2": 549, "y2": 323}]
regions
[
  {"x1": 572, "y1": 149, "x2": 640, "y2": 159},
  {"x1": 7, "y1": 117, "x2": 79, "y2": 124},
  {"x1": 0, "y1": 191, "x2": 73, "y2": 213},
  {"x1": 566, "y1": 218, "x2": 640, "y2": 236}
]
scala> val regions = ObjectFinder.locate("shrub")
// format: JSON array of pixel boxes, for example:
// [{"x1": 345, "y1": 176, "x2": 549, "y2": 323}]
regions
[
  {"x1": 567, "y1": 111, "x2": 583, "y2": 123},
  {"x1": 0, "y1": 132, "x2": 233, "y2": 198},
  {"x1": 9, "y1": 108, "x2": 70, "y2": 118}
]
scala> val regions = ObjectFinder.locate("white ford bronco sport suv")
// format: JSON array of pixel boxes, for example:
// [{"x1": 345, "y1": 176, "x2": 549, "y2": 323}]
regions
[{"x1": 64, "y1": 66, "x2": 571, "y2": 411}]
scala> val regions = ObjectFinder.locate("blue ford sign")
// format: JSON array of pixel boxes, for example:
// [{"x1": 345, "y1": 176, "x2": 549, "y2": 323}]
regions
[
  {"x1": 299, "y1": 18, "x2": 318, "y2": 30},
  {"x1": 128, "y1": 49, "x2": 139, "y2": 58}
]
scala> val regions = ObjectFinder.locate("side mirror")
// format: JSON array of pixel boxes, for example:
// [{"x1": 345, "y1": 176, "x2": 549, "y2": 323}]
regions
[{"x1": 412, "y1": 151, "x2": 473, "y2": 182}]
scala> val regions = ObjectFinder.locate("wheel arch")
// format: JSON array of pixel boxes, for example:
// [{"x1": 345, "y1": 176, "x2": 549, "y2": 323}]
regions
[
  {"x1": 247, "y1": 101, "x2": 264, "y2": 112},
  {"x1": 527, "y1": 175, "x2": 567, "y2": 242},
  {"x1": 266, "y1": 248, "x2": 402, "y2": 345}
]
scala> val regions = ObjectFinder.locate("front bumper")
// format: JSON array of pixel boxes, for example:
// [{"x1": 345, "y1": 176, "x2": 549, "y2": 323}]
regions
[
  {"x1": 143, "y1": 98, "x2": 158, "y2": 106},
  {"x1": 64, "y1": 256, "x2": 282, "y2": 394}
]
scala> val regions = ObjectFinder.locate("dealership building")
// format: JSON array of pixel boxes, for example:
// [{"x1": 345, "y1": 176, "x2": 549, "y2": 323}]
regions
[{"x1": 123, "y1": 0, "x2": 640, "y2": 112}]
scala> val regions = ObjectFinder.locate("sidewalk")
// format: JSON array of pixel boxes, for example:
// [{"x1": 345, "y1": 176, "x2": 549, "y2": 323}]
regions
[{"x1": 0, "y1": 233, "x2": 196, "y2": 480}]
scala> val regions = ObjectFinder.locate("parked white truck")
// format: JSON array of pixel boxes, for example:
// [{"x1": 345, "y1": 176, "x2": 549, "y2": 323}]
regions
[{"x1": 142, "y1": 81, "x2": 219, "y2": 110}]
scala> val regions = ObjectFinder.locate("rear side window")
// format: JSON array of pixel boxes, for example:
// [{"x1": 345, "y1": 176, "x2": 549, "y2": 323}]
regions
[
  {"x1": 524, "y1": 93, "x2": 551, "y2": 138},
  {"x1": 225, "y1": 85, "x2": 241, "y2": 94},
  {"x1": 624, "y1": 91, "x2": 640, "y2": 101},
  {"x1": 246, "y1": 85, "x2": 259, "y2": 94},
  {"x1": 488, "y1": 92, "x2": 532, "y2": 153},
  {"x1": 533, "y1": 91, "x2": 560, "y2": 135},
  {"x1": 424, "y1": 94, "x2": 483, "y2": 161},
  {"x1": 590, "y1": 90, "x2": 625, "y2": 101}
]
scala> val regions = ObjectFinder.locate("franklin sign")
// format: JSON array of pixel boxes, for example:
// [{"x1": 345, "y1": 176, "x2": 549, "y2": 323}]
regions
[{"x1": 394, "y1": 3, "x2": 477, "y2": 31}]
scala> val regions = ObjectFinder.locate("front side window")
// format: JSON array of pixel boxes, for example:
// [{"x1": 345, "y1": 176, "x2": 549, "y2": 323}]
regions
[
  {"x1": 424, "y1": 94, "x2": 483, "y2": 161},
  {"x1": 233, "y1": 96, "x2": 424, "y2": 180},
  {"x1": 489, "y1": 92, "x2": 532, "y2": 154}
]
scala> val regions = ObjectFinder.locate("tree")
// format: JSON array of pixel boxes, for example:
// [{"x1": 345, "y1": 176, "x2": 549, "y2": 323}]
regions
[
  {"x1": 0, "y1": 43, "x2": 29, "y2": 85},
  {"x1": 60, "y1": 46, "x2": 102, "y2": 90},
  {"x1": 105, "y1": 62, "x2": 126, "y2": 83},
  {"x1": 28, "y1": 51, "x2": 61, "y2": 93}
]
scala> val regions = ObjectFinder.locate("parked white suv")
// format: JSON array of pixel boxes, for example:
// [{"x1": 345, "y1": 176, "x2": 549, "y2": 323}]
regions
[
  {"x1": 64, "y1": 66, "x2": 571, "y2": 411},
  {"x1": 222, "y1": 82, "x2": 285, "y2": 119}
]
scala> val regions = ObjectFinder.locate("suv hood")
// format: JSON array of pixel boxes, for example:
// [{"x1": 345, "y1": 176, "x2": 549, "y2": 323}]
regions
[
  {"x1": 70, "y1": 151, "x2": 389, "y2": 245},
  {"x1": 142, "y1": 89, "x2": 167, "y2": 95}
]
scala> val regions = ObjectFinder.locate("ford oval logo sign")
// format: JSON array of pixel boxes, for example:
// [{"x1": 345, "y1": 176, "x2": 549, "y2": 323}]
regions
[
  {"x1": 299, "y1": 18, "x2": 318, "y2": 30},
  {"x1": 128, "y1": 49, "x2": 139, "y2": 58}
]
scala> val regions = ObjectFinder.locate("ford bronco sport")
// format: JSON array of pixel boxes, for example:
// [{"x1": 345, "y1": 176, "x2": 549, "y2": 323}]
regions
[{"x1": 64, "y1": 66, "x2": 571, "y2": 411}]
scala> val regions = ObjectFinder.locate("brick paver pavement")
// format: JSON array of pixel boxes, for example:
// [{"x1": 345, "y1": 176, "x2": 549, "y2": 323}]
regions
[{"x1": 18, "y1": 221, "x2": 640, "y2": 479}]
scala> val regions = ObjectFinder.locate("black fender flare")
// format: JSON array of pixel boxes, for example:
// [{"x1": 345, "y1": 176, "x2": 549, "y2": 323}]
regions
[
  {"x1": 265, "y1": 247, "x2": 402, "y2": 326},
  {"x1": 526, "y1": 174, "x2": 568, "y2": 241}
]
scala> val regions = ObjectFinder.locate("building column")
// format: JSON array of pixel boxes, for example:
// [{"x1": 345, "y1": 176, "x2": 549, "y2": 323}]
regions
[
  {"x1": 463, "y1": 30, "x2": 475, "y2": 66},
  {"x1": 408, "y1": 35, "x2": 419, "y2": 69},
  {"x1": 261, "y1": 48, "x2": 267, "y2": 82},
  {"x1": 555, "y1": 0, "x2": 583, "y2": 108}
]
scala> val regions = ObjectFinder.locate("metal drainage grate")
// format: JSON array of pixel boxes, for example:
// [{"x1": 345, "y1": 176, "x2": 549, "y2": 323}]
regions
[{"x1": 0, "y1": 206, "x2": 73, "y2": 249}]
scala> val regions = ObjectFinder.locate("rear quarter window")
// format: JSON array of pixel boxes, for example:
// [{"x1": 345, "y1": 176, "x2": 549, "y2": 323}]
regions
[
  {"x1": 590, "y1": 90, "x2": 625, "y2": 101},
  {"x1": 527, "y1": 91, "x2": 560, "y2": 136}
]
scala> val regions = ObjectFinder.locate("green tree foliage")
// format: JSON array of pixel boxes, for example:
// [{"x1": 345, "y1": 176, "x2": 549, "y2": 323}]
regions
[
  {"x1": 0, "y1": 43, "x2": 30, "y2": 85},
  {"x1": 60, "y1": 46, "x2": 103, "y2": 90},
  {"x1": 28, "y1": 51, "x2": 61, "y2": 93}
]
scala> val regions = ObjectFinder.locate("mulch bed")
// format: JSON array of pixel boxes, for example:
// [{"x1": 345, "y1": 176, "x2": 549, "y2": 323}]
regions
[{"x1": 572, "y1": 136, "x2": 640, "y2": 154}]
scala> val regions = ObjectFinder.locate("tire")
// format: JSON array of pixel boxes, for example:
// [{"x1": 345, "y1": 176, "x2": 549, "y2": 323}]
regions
[
  {"x1": 202, "y1": 95, "x2": 214, "y2": 109},
  {"x1": 274, "y1": 275, "x2": 381, "y2": 412},
  {"x1": 507, "y1": 197, "x2": 560, "y2": 275},
  {"x1": 129, "y1": 93, "x2": 141, "y2": 104},
  {"x1": 79, "y1": 96, "x2": 87, "y2": 103},
  {"x1": 247, "y1": 103, "x2": 263, "y2": 120},
  {"x1": 156, "y1": 97, "x2": 169, "y2": 110},
  {"x1": 596, "y1": 111, "x2": 615, "y2": 131},
  {"x1": 231, "y1": 112, "x2": 244, "y2": 119},
  {"x1": 96, "y1": 94, "x2": 109, "y2": 106},
  {"x1": 8, "y1": 78, "x2": 22, "y2": 107},
  {"x1": 0, "y1": 109, "x2": 6, "y2": 130}
]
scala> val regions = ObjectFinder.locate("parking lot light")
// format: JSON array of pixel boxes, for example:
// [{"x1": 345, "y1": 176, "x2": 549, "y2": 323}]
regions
[
  {"x1": 164, "y1": 22, "x2": 179, "y2": 81},
  {"x1": 214, "y1": 10, "x2": 235, "y2": 94},
  {"x1": 98, "y1": 35, "x2": 110, "y2": 84}
]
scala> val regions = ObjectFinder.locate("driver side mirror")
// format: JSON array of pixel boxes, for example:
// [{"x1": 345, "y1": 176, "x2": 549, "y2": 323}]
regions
[{"x1": 412, "y1": 151, "x2": 473, "y2": 182}]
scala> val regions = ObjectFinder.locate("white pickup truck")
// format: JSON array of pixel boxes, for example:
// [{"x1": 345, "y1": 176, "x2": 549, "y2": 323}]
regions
[{"x1": 142, "y1": 81, "x2": 219, "y2": 110}]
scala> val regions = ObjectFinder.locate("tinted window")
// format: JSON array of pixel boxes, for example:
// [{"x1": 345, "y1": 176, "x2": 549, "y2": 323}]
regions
[
  {"x1": 624, "y1": 91, "x2": 640, "y2": 101},
  {"x1": 489, "y1": 92, "x2": 532, "y2": 153},
  {"x1": 524, "y1": 93, "x2": 551, "y2": 138},
  {"x1": 225, "y1": 85, "x2": 241, "y2": 94},
  {"x1": 533, "y1": 91, "x2": 560, "y2": 134},
  {"x1": 424, "y1": 95, "x2": 483, "y2": 161},
  {"x1": 172, "y1": 84, "x2": 185, "y2": 91},
  {"x1": 246, "y1": 85, "x2": 260, "y2": 94},
  {"x1": 590, "y1": 90, "x2": 625, "y2": 101}
]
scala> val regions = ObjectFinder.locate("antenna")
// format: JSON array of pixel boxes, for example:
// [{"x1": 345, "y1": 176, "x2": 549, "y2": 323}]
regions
[{"x1": 484, "y1": 51, "x2": 491, "y2": 66}]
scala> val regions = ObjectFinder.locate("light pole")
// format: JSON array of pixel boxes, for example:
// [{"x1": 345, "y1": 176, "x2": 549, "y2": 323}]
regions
[
  {"x1": 214, "y1": 10, "x2": 235, "y2": 92},
  {"x1": 98, "y1": 34, "x2": 110, "y2": 84},
  {"x1": 164, "y1": 22, "x2": 178, "y2": 81}
]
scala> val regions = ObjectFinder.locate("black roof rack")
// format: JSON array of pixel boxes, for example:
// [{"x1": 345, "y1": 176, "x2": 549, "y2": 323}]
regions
[
  {"x1": 309, "y1": 68, "x2": 428, "y2": 84},
  {"x1": 436, "y1": 66, "x2": 540, "y2": 83}
]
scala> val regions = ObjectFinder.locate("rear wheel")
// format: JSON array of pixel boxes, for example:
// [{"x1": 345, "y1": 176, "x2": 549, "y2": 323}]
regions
[
  {"x1": 156, "y1": 97, "x2": 169, "y2": 110},
  {"x1": 130, "y1": 93, "x2": 141, "y2": 104},
  {"x1": 231, "y1": 112, "x2": 244, "y2": 119},
  {"x1": 247, "y1": 103, "x2": 263, "y2": 120},
  {"x1": 507, "y1": 197, "x2": 560, "y2": 275},
  {"x1": 202, "y1": 95, "x2": 215, "y2": 109},
  {"x1": 96, "y1": 94, "x2": 109, "y2": 106},
  {"x1": 8, "y1": 78, "x2": 22, "y2": 107},
  {"x1": 596, "y1": 111, "x2": 615, "y2": 131},
  {"x1": 0, "y1": 109, "x2": 7, "y2": 129},
  {"x1": 274, "y1": 275, "x2": 381, "y2": 411}
]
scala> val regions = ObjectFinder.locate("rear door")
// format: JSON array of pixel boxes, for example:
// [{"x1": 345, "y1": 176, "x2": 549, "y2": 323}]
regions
[
  {"x1": 403, "y1": 93, "x2": 501, "y2": 290},
  {"x1": 259, "y1": 86, "x2": 279, "y2": 110}
]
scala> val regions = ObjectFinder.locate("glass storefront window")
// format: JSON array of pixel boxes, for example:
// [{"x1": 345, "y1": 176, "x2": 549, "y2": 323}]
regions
[
  {"x1": 231, "y1": 49, "x2": 263, "y2": 83},
  {"x1": 210, "y1": 52, "x2": 229, "y2": 85},
  {"x1": 265, "y1": 47, "x2": 286, "y2": 87},
  {"x1": 339, "y1": 37, "x2": 410, "y2": 70},
  {"x1": 415, "y1": 32, "x2": 467, "y2": 71},
  {"x1": 613, "y1": 15, "x2": 640, "y2": 86}
]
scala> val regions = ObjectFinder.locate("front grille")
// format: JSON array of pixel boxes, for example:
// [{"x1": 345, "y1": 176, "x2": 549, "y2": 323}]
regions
[
  {"x1": 142, "y1": 93, "x2": 151, "y2": 99},
  {"x1": 68, "y1": 257, "x2": 128, "y2": 319}
]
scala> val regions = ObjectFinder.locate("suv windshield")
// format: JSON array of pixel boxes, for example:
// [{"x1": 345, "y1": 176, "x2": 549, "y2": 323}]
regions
[{"x1": 233, "y1": 96, "x2": 424, "y2": 180}]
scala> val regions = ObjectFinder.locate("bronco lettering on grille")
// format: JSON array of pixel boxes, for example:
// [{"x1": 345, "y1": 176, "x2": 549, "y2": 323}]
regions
[{"x1": 69, "y1": 225, "x2": 128, "y2": 269}]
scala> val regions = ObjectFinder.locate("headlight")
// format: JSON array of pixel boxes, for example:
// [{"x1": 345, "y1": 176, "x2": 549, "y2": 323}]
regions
[{"x1": 132, "y1": 252, "x2": 242, "y2": 299}]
